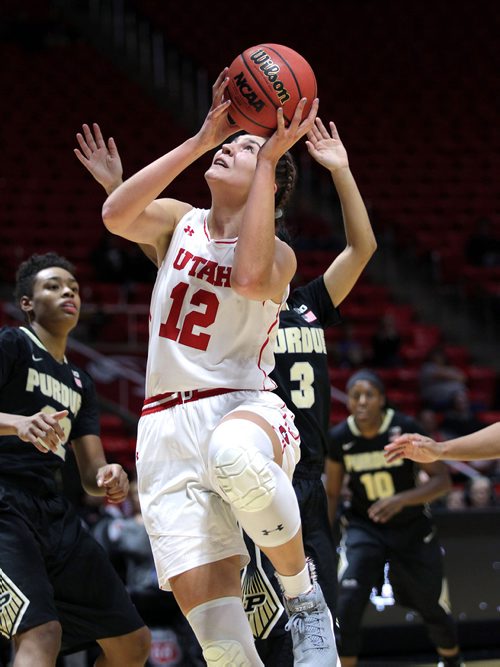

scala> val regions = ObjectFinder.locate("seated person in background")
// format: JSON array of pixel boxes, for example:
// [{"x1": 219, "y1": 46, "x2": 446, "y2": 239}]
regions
[
  {"x1": 445, "y1": 487, "x2": 467, "y2": 511},
  {"x1": 465, "y1": 476, "x2": 497, "y2": 509},
  {"x1": 419, "y1": 346, "x2": 467, "y2": 411},
  {"x1": 370, "y1": 312, "x2": 401, "y2": 368},
  {"x1": 334, "y1": 321, "x2": 366, "y2": 369}
]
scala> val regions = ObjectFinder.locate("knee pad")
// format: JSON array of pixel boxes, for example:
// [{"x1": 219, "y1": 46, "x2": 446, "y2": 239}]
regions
[
  {"x1": 209, "y1": 420, "x2": 301, "y2": 547},
  {"x1": 187, "y1": 597, "x2": 263, "y2": 666},
  {"x1": 210, "y1": 420, "x2": 276, "y2": 512},
  {"x1": 214, "y1": 443, "x2": 276, "y2": 512},
  {"x1": 202, "y1": 640, "x2": 253, "y2": 666}
]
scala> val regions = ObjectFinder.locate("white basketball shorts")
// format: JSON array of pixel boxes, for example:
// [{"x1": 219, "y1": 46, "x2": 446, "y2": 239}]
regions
[{"x1": 136, "y1": 389, "x2": 300, "y2": 590}]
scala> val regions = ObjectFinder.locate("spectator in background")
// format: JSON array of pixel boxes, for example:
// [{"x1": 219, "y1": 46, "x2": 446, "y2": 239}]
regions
[
  {"x1": 417, "y1": 408, "x2": 447, "y2": 442},
  {"x1": 465, "y1": 217, "x2": 500, "y2": 267},
  {"x1": 441, "y1": 390, "x2": 498, "y2": 478},
  {"x1": 370, "y1": 312, "x2": 401, "y2": 368},
  {"x1": 465, "y1": 476, "x2": 497, "y2": 509},
  {"x1": 445, "y1": 487, "x2": 467, "y2": 511},
  {"x1": 334, "y1": 321, "x2": 366, "y2": 369},
  {"x1": 419, "y1": 346, "x2": 468, "y2": 411},
  {"x1": 440, "y1": 389, "x2": 484, "y2": 439}
]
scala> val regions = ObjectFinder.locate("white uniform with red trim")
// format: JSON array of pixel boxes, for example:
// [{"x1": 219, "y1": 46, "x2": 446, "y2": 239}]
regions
[
  {"x1": 136, "y1": 207, "x2": 300, "y2": 589},
  {"x1": 145, "y1": 207, "x2": 281, "y2": 397}
]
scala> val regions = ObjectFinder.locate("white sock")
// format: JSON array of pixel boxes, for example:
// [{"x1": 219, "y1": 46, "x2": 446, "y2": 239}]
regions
[{"x1": 276, "y1": 563, "x2": 312, "y2": 598}]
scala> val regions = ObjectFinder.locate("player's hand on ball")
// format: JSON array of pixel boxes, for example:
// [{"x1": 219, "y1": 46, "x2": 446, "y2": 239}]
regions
[
  {"x1": 196, "y1": 69, "x2": 239, "y2": 150},
  {"x1": 260, "y1": 97, "x2": 319, "y2": 163}
]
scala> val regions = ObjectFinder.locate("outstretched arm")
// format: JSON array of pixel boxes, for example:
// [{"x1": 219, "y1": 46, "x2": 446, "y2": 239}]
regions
[
  {"x1": 74, "y1": 122, "x2": 158, "y2": 266},
  {"x1": 384, "y1": 423, "x2": 500, "y2": 463},
  {"x1": 305, "y1": 119, "x2": 377, "y2": 307},
  {"x1": 101, "y1": 69, "x2": 238, "y2": 257},
  {"x1": 74, "y1": 123, "x2": 123, "y2": 195}
]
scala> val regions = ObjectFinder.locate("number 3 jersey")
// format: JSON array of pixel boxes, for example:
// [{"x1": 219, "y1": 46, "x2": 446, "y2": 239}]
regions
[
  {"x1": 145, "y1": 208, "x2": 285, "y2": 397},
  {"x1": 328, "y1": 409, "x2": 429, "y2": 526}
]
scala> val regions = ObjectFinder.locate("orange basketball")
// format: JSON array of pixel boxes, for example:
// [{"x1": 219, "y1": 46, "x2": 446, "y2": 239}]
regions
[{"x1": 225, "y1": 44, "x2": 317, "y2": 137}]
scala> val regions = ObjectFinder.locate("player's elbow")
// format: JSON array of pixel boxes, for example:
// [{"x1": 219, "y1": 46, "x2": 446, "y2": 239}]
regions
[{"x1": 102, "y1": 200, "x2": 123, "y2": 234}]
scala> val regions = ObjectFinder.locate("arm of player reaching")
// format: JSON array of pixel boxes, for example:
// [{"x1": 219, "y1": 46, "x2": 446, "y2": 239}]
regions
[
  {"x1": 305, "y1": 119, "x2": 377, "y2": 307},
  {"x1": 74, "y1": 122, "x2": 158, "y2": 266},
  {"x1": 384, "y1": 422, "x2": 500, "y2": 463},
  {"x1": 101, "y1": 69, "x2": 237, "y2": 255}
]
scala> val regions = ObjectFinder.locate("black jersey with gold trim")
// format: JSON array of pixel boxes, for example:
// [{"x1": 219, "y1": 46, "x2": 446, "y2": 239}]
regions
[
  {"x1": 271, "y1": 277, "x2": 341, "y2": 473},
  {"x1": 328, "y1": 409, "x2": 428, "y2": 526},
  {"x1": 0, "y1": 326, "x2": 100, "y2": 495}
]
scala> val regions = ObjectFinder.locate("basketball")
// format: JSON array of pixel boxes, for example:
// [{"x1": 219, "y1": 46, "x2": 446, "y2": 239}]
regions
[{"x1": 225, "y1": 44, "x2": 317, "y2": 137}]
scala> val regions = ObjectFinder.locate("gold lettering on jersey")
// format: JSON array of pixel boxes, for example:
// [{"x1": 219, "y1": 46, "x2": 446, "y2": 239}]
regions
[
  {"x1": 25, "y1": 368, "x2": 82, "y2": 415},
  {"x1": 274, "y1": 326, "x2": 327, "y2": 354},
  {"x1": 173, "y1": 248, "x2": 232, "y2": 288},
  {"x1": 344, "y1": 451, "x2": 403, "y2": 473}
]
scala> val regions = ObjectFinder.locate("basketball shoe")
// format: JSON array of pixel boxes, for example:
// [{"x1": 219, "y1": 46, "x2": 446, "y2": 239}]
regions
[{"x1": 280, "y1": 561, "x2": 339, "y2": 666}]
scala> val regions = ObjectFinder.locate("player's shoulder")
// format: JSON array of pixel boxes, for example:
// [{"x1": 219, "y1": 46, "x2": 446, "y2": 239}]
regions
[{"x1": 0, "y1": 325, "x2": 30, "y2": 352}]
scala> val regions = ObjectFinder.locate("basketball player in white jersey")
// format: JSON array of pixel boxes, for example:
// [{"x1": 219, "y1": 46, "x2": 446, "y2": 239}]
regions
[{"x1": 78, "y1": 70, "x2": 339, "y2": 665}]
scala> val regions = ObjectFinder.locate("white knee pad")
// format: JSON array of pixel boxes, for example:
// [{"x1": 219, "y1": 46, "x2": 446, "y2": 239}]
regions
[
  {"x1": 209, "y1": 420, "x2": 301, "y2": 548},
  {"x1": 214, "y1": 442, "x2": 276, "y2": 512},
  {"x1": 186, "y1": 597, "x2": 263, "y2": 667}
]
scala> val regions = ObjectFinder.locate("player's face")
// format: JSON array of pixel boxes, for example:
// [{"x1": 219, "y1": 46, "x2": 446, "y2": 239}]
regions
[
  {"x1": 347, "y1": 380, "x2": 385, "y2": 427},
  {"x1": 205, "y1": 134, "x2": 266, "y2": 191},
  {"x1": 24, "y1": 266, "x2": 81, "y2": 330}
]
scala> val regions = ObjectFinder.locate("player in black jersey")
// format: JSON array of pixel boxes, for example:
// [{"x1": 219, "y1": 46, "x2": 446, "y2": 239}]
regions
[
  {"x1": 0, "y1": 253, "x2": 150, "y2": 666},
  {"x1": 74, "y1": 119, "x2": 376, "y2": 664},
  {"x1": 326, "y1": 369, "x2": 465, "y2": 667}
]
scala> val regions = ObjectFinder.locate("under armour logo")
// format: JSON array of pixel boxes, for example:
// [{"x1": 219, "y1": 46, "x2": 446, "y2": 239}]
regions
[
  {"x1": 184, "y1": 225, "x2": 194, "y2": 236},
  {"x1": 262, "y1": 524, "x2": 284, "y2": 536}
]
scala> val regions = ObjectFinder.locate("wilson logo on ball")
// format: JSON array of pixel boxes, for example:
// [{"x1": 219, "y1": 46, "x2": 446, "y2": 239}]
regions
[
  {"x1": 226, "y1": 43, "x2": 317, "y2": 137},
  {"x1": 249, "y1": 48, "x2": 291, "y2": 104}
]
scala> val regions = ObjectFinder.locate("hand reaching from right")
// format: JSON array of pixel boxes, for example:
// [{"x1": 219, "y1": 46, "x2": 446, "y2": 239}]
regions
[{"x1": 74, "y1": 123, "x2": 123, "y2": 194}]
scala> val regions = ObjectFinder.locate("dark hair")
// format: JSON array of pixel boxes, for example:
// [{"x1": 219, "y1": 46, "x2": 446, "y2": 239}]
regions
[
  {"x1": 14, "y1": 252, "x2": 76, "y2": 302},
  {"x1": 346, "y1": 369, "x2": 386, "y2": 394},
  {"x1": 275, "y1": 150, "x2": 298, "y2": 217}
]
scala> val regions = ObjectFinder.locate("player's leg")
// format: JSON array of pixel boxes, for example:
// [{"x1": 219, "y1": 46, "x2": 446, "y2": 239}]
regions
[
  {"x1": 47, "y1": 506, "x2": 150, "y2": 665},
  {"x1": 388, "y1": 526, "x2": 464, "y2": 667},
  {"x1": 208, "y1": 411, "x2": 339, "y2": 666},
  {"x1": 170, "y1": 556, "x2": 265, "y2": 666},
  {"x1": 336, "y1": 521, "x2": 386, "y2": 666},
  {"x1": 0, "y1": 489, "x2": 64, "y2": 665},
  {"x1": 12, "y1": 622, "x2": 62, "y2": 667}
]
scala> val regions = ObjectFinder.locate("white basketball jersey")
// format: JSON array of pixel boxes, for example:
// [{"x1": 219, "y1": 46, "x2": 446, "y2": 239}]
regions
[{"x1": 145, "y1": 208, "x2": 284, "y2": 397}]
